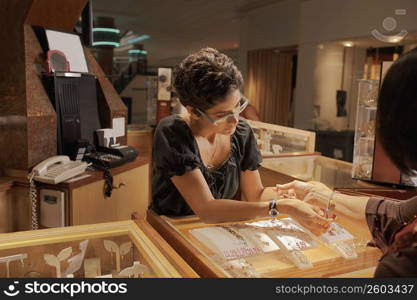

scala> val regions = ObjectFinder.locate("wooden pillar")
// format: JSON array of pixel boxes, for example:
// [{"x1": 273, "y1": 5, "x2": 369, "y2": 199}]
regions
[
  {"x1": 0, "y1": 0, "x2": 127, "y2": 232},
  {"x1": 0, "y1": 0, "x2": 127, "y2": 172}
]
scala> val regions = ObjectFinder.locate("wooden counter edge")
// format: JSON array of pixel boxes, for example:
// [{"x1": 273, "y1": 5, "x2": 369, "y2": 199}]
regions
[
  {"x1": 0, "y1": 177, "x2": 14, "y2": 192},
  {"x1": 134, "y1": 218, "x2": 199, "y2": 278},
  {"x1": 146, "y1": 210, "x2": 227, "y2": 278}
]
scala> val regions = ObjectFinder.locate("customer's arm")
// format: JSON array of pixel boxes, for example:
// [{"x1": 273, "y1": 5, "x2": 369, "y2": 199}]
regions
[{"x1": 277, "y1": 180, "x2": 417, "y2": 248}]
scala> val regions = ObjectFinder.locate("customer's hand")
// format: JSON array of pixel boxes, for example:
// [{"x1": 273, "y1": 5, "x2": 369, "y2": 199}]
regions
[{"x1": 278, "y1": 198, "x2": 332, "y2": 236}]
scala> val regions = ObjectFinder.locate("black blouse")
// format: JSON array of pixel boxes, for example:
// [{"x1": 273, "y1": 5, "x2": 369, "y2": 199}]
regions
[
  {"x1": 150, "y1": 115, "x2": 262, "y2": 216},
  {"x1": 365, "y1": 196, "x2": 417, "y2": 277}
]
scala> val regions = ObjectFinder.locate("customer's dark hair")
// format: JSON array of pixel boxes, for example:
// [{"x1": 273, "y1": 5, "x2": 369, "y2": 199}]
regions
[
  {"x1": 377, "y1": 47, "x2": 417, "y2": 174},
  {"x1": 173, "y1": 47, "x2": 243, "y2": 111}
]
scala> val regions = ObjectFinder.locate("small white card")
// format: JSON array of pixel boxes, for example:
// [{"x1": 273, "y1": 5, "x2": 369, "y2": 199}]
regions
[
  {"x1": 320, "y1": 223, "x2": 354, "y2": 244},
  {"x1": 331, "y1": 241, "x2": 358, "y2": 259},
  {"x1": 238, "y1": 229, "x2": 279, "y2": 253},
  {"x1": 190, "y1": 226, "x2": 261, "y2": 260}
]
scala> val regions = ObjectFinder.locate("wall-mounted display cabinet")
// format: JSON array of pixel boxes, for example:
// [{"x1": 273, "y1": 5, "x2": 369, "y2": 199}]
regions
[
  {"x1": 259, "y1": 154, "x2": 366, "y2": 189},
  {"x1": 246, "y1": 120, "x2": 316, "y2": 157},
  {"x1": 352, "y1": 71, "x2": 417, "y2": 187}
]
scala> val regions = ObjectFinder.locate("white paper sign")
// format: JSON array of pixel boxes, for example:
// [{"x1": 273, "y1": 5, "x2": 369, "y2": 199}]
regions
[{"x1": 45, "y1": 29, "x2": 89, "y2": 73}]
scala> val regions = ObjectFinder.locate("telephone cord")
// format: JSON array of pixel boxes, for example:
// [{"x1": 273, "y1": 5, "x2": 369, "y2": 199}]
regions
[{"x1": 28, "y1": 173, "x2": 39, "y2": 230}]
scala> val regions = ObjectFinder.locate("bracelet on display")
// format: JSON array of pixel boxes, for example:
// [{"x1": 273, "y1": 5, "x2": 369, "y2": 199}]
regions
[
  {"x1": 269, "y1": 199, "x2": 279, "y2": 221},
  {"x1": 325, "y1": 190, "x2": 337, "y2": 218}
]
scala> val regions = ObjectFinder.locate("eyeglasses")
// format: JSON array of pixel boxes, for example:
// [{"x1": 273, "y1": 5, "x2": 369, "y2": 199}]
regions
[{"x1": 195, "y1": 97, "x2": 249, "y2": 126}]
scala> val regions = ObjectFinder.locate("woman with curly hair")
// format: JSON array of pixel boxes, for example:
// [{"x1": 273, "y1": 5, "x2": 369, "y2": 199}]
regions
[{"x1": 150, "y1": 48, "x2": 331, "y2": 235}]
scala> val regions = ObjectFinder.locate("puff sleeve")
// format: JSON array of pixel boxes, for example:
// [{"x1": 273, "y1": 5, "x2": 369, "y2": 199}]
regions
[
  {"x1": 234, "y1": 118, "x2": 262, "y2": 171},
  {"x1": 152, "y1": 117, "x2": 201, "y2": 178}
]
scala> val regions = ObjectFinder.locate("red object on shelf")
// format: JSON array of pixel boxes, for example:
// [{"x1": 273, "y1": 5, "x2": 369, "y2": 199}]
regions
[
  {"x1": 156, "y1": 100, "x2": 171, "y2": 123},
  {"x1": 46, "y1": 49, "x2": 70, "y2": 73}
]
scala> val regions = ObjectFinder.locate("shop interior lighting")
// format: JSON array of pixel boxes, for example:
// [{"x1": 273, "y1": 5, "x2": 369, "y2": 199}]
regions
[
  {"x1": 127, "y1": 34, "x2": 151, "y2": 44},
  {"x1": 92, "y1": 41, "x2": 120, "y2": 47},
  {"x1": 92, "y1": 28, "x2": 121, "y2": 34},
  {"x1": 128, "y1": 49, "x2": 148, "y2": 55}
]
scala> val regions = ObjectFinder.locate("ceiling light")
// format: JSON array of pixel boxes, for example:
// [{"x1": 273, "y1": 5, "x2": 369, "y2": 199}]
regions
[
  {"x1": 92, "y1": 41, "x2": 120, "y2": 47},
  {"x1": 127, "y1": 34, "x2": 151, "y2": 44},
  {"x1": 128, "y1": 49, "x2": 148, "y2": 55},
  {"x1": 92, "y1": 28, "x2": 120, "y2": 34},
  {"x1": 343, "y1": 42, "x2": 354, "y2": 47}
]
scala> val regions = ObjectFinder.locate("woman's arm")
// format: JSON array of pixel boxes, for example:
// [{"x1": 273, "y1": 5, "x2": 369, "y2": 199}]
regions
[
  {"x1": 277, "y1": 181, "x2": 370, "y2": 221},
  {"x1": 171, "y1": 169, "x2": 332, "y2": 235},
  {"x1": 172, "y1": 168, "x2": 275, "y2": 223},
  {"x1": 239, "y1": 169, "x2": 278, "y2": 202}
]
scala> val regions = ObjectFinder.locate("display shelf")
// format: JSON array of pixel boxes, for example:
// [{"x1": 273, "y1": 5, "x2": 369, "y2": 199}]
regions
[
  {"x1": 259, "y1": 154, "x2": 370, "y2": 189},
  {"x1": 147, "y1": 210, "x2": 381, "y2": 278},
  {"x1": 246, "y1": 120, "x2": 315, "y2": 156}
]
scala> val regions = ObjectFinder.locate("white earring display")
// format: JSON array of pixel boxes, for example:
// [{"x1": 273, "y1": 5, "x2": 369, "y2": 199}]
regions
[
  {"x1": 44, "y1": 247, "x2": 72, "y2": 278},
  {"x1": 0, "y1": 253, "x2": 28, "y2": 278},
  {"x1": 103, "y1": 240, "x2": 132, "y2": 272}
]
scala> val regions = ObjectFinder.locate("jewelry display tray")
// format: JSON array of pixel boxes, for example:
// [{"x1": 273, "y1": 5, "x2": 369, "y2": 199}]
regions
[{"x1": 147, "y1": 211, "x2": 381, "y2": 278}]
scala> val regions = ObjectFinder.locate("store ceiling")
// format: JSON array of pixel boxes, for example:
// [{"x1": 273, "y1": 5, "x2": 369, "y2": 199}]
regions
[{"x1": 92, "y1": 0, "x2": 288, "y2": 66}]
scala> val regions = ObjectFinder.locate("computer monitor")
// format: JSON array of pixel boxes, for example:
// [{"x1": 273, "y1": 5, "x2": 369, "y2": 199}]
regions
[{"x1": 43, "y1": 73, "x2": 102, "y2": 159}]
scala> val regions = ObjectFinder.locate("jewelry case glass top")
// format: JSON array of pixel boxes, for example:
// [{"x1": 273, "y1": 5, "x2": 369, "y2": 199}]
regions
[
  {"x1": 0, "y1": 220, "x2": 194, "y2": 278},
  {"x1": 148, "y1": 212, "x2": 381, "y2": 278}
]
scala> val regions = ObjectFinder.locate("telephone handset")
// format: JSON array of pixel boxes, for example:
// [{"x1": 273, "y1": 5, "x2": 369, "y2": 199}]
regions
[
  {"x1": 30, "y1": 155, "x2": 89, "y2": 184},
  {"x1": 27, "y1": 156, "x2": 89, "y2": 231}
]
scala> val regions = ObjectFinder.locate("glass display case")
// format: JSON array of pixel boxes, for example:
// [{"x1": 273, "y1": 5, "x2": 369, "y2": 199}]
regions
[
  {"x1": 246, "y1": 120, "x2": 316, "y2": 157},
  {"x1": 352, "y1": 77, "x2": 417, "y2": 187},
  {"x1": 352, "y1": 79, "x2": 379, "y2": 181},
  {"x1": 260, "y1": 154, "x2": 369, "y2": 189},
  {"x1": 0, "y1": 220, "x2": 197, "y2": 278},
  {"x1": 147, "y1": 211, "x2": 381, "y2": 278}
]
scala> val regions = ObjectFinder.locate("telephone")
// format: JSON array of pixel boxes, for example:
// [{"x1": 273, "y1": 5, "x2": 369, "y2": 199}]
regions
[
  {"x1": 30, "y1": 155, "x2": 89, "y2": 184},
  {"x1": 84, "y1": 145, "x2": 138, "y2": 169},
  {"x1": 27, "y1": 156, "x2": 89, "y2": 231}
]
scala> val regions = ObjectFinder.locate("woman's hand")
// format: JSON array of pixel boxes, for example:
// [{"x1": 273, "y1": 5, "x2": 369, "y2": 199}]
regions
[
  {"x1": 275, "y1": 180, "x2": 312, "y2": 200},
  {"x1": 276, "y1": 181, "x2": 333, "y2": 204},
  {"x1": 278, "y1": 198, "x2": 333, "y2": 236}
]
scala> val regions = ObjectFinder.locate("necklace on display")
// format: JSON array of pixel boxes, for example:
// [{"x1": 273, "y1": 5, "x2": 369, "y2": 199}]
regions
[{"x1": 206, "y1": 136, "x2": 219, "y2": 170}]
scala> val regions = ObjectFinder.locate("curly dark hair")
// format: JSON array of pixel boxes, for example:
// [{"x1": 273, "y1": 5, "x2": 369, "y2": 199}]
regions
[
  {"x1": 173, "y1": 47, "x2": 243, "y2": 111},
  {"x1": 377, "y1": 47, "x2": 417, "y2": 175}
]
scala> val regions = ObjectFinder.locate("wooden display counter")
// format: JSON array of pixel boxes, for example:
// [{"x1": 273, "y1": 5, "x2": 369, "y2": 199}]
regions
[
  {"x1": 0, "y1": 178, "x2": 14, "y2": 233},
  {"x1": 1, "y1": 157, "x2": 151, "y2": 232},
  {"x1": 36, "y1": 157, "x2": 151, "y2": 226},
  {"x1": 147, "y1": 210, "x2": 381, "y2": 278},
  {"x1": 0, "y1": 220, "x2": 198, "y2": 278},
  {"x1": 127, "y1": 126, "x2": 153, "y2": 159}
]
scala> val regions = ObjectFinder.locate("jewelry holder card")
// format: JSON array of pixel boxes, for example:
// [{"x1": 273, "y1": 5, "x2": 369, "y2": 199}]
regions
[
  {"x1": 237, "y1": 228, "x2": 279, "y2": 253},
  {"x1": 189, "y1": 226, "x2": 261, "y2": 260},
  {"x1": 244, "y1": 218, "x2": 316, "y2": 269},
  {"x1": 320, "y1": 223, "x2": 354, "y2": 244},
  {"x1": 319, "y1": 223, "x2": 357, "y2": 259},
  {"x1": 245, "y1": 218, "x2": 318, "y2": 251}
]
